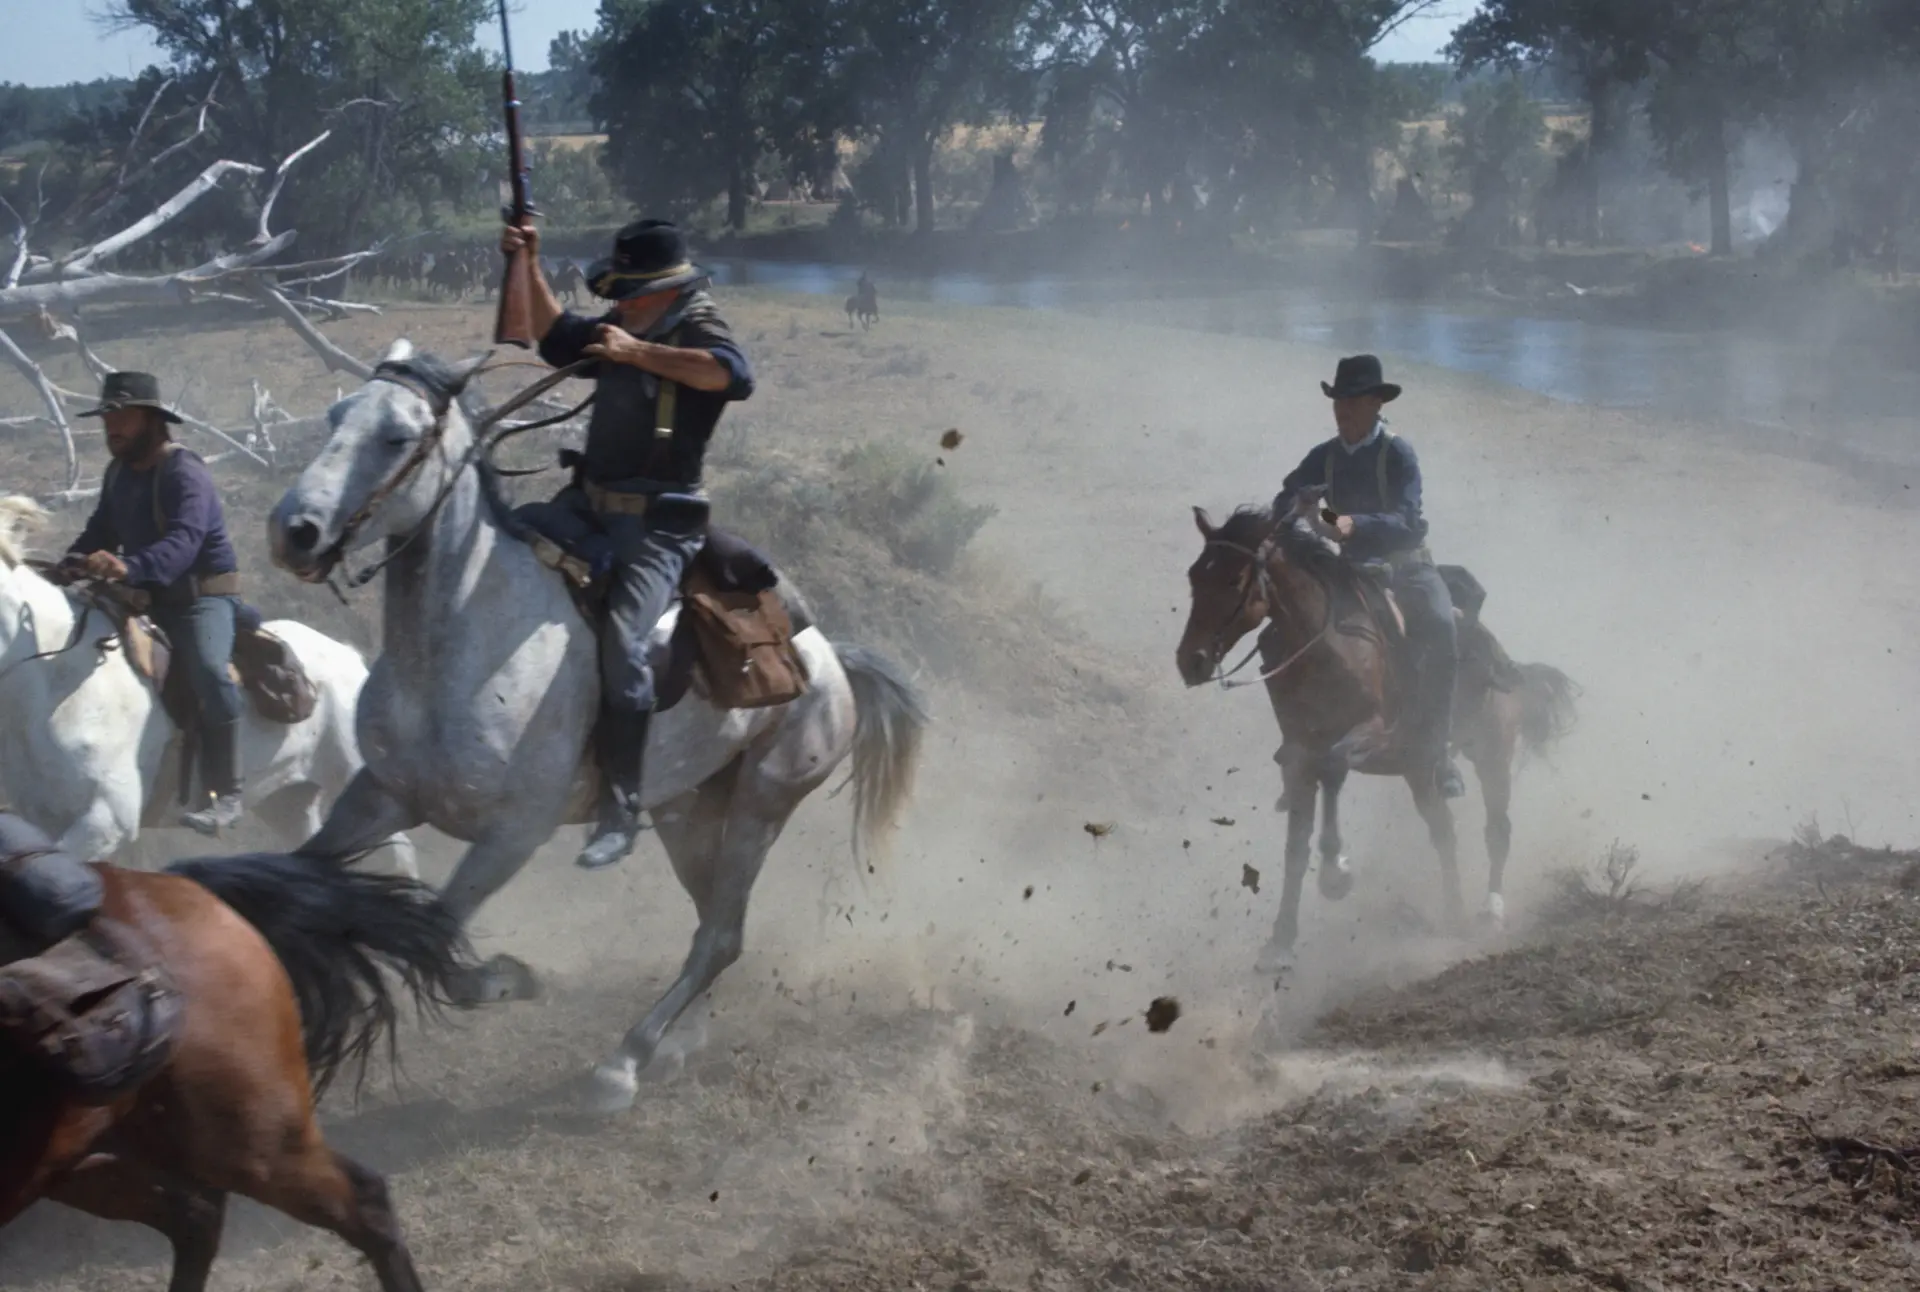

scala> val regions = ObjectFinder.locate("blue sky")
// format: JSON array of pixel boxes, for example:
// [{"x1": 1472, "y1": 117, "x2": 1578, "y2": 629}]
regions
[{"x1": 3, "y1": 1, "x2": 1469, "y2": 88}]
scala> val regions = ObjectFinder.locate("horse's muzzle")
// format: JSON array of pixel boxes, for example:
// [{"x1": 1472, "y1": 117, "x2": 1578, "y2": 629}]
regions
[
  {"x1": 268, "y1": 500, "x2": 339, "y2": 584},
  {"x1": 1177, "y1": 648, "x2": 1217, "y2": 689}
]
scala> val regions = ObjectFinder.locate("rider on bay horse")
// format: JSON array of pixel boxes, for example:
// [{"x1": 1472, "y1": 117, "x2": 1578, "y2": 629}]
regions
[
  {"x1": 64, "y1": 371, "x2": 251, "y2": 834},
  {"x1": 1275, "y1": 354, "x2": 1466, "y2": 800},
  {"x1": 498, "y1": 218, "x2": 756, "y2": 871},
  {"x1": 0, "y1": 811, "x2": 173, "y2": 1098}
]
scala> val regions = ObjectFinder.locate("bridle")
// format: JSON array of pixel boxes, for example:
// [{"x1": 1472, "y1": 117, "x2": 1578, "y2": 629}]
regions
[
  {"x1": 1195, "y1": 532, "x2": 1332, "y2": 690},
  {"x1": 313, "y1": 357, "x2": 592, "y2": 595}
]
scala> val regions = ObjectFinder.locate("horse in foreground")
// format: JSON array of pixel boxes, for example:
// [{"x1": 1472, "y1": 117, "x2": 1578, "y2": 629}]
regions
[
  {"x1": 268, "y1": 344, "x2": 926, "y2": 1111},
  {"x1": 0, "y1": 849, "x2": 467, "y2": 1292},
  {"x1": 1178, "y1": 496, "x2": 1578, "y2": 970},
  {"x1": 0, "y1": 497, "x2": 414, "y2": 873}
]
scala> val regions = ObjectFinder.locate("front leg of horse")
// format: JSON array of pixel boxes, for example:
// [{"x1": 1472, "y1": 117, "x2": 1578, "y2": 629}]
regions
[
  {"x1": 440, "y1": 828, "x2": 550, "y2": 1006},
  {"x1": 296, "y1": 770, "x2": 421, "y2": 862},
  {"x1": 1258, "y1": 749, "x2": 1319, "y2": 973}
]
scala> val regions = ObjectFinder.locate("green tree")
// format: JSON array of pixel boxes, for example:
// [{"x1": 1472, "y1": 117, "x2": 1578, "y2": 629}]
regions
[
  {"x1": 106, "y1": 0, "x2": 494, "y2": 252},
  {"x1": 1444, "y1": 72, "x2": 1546, "y2": 246}
]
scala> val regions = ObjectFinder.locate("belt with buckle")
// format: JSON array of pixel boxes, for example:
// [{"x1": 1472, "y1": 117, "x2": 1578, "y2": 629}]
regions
[{"x1": 583, "y1": 481, "x2": 652, "y2": 517}]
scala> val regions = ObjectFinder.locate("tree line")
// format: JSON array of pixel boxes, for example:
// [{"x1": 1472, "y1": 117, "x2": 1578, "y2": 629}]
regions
[{"x1": 2, "y1": 0, "x2": 1916, "y2": 267}]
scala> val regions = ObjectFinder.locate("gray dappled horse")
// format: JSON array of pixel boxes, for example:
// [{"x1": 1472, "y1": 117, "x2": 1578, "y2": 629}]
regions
[{"x1": 267, "y1": 343, "x2": 925, "y2": 1112}]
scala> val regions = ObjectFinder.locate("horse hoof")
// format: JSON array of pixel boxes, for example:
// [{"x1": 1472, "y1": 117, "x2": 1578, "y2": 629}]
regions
[
  {"x1": 451, "y1": 954, "x2": 541, "y2": 1007},
  {"x1": 1479, "y1": 893, "x2": 1507, "y2": 927},
  {"x1": 1317, "y1": 855, "x2": 1355, "y2": 902},
  {"x1": 1254, "y1": 942, "x2": 1296, "y2": 975},
  {"x1": 587, "y1": 1060, "x2": 639, "y2": 1114}
]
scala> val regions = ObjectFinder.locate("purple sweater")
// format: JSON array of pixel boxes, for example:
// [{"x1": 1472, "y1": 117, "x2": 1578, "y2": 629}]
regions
[{"x1": 68, "y1": 446, "x2": 239, "y2": 595}]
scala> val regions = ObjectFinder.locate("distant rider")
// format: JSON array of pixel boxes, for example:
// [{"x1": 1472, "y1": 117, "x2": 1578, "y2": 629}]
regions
[
  {"x1": 498, "y1": 218, "x2": 755, "y2": 870},
  {"x1": 65, "y1": 371, "x2": 249, "y2": 834},
  {"x1": 1275, "y1": 354, "x2": 1465, "y2": 800}
]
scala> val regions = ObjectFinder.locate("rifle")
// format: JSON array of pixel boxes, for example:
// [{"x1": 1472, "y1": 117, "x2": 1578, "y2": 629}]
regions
[{"x1": 493, "y1": 0, "x2": 537, "y2": 348}]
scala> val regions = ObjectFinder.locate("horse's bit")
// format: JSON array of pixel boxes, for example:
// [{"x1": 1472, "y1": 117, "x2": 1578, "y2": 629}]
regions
[
  {"x1": 1198, "y1": 535, "x2": 1332, "y2": 690},
  {"x1": 317, "y1": 358, "x2": 591, "y2": 595}
]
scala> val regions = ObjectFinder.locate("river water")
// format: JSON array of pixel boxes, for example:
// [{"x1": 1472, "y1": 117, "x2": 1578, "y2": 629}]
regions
[{"x1": 708, "y1": 258, "x2": 1916, "y2": 470}]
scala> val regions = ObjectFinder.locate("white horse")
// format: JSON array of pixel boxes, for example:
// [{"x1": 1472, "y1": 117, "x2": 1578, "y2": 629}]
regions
[
  {"x1": 0, "y1": 495, "x2": 416, "y2": 875},
  {"x1": 267, "y1": 343, "x2": 926, "y2": 1112}
]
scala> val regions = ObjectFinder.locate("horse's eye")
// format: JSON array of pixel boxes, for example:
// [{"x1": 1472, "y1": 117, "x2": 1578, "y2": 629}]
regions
[{"x1": 383, "y1": 434, "x2": 413, "y2": 449}]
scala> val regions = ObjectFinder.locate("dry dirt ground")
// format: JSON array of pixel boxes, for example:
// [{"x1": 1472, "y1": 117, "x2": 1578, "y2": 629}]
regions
[{"x1": 2, "y1": 288, "x2": 1919, "y2": 1289}]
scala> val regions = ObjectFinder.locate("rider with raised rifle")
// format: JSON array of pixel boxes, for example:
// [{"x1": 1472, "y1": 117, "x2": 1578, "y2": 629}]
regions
[
  {"x1": 498, "y1": 218, "x2": 755, "y2": 871},
  {"x1": 1275, "y1": 354, "x2": 1465, "y2": 800},
  {"x1": 63, "y1": 371, "x2": 250, "y2": 835}
]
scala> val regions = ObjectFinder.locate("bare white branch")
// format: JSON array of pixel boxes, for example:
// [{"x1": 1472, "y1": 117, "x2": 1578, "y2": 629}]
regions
[
  {"x1": 52, "y1": 159, "x2": 265, "y2": 279},
  {"x1": 34, "y1": 307, "x2": 114, "y2": 380},
  {"x1": 0, "y1": 195, "x2": 28, "y2": 290},
  {"x1": 0, "y1": 325, "x2": 79, "y2": 490},
  {"x1": 119, "y1": 76, "x2": 178, "y2": 189},
  {"x1": 257, "y1": 130, "x2": 332, "y2": 244},
  {"x1": 254, "y1": 284, "x2": 374, "y2": 379}
]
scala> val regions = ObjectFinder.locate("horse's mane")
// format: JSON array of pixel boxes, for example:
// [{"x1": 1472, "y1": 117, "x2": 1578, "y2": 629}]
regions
[
  {"x1": 0, "y1": 495, "x2": 48, "y2": 568},
  {"x1": 1216, "y1": 504, "x2": 1276, "y2": 547}
]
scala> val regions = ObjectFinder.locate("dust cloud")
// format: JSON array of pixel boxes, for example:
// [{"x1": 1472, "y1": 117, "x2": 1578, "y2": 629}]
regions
[{"x1": 5, "y1": 282, "x2": 1916, "y2": 1289}]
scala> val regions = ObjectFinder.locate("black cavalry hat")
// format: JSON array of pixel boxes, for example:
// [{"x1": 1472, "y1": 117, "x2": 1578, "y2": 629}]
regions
[
  {"x1": 74, "y1": 371, "x2": 183, "y2": 424},
  {"x1": 1320, "y1": 354, "x2": 1402, "y2": 403},
  {"x1": 587, "y1": 219, "x2": 708, "y2": 300}
]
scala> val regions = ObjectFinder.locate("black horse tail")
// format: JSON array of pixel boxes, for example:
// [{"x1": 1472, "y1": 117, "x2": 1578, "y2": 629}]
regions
[
  {"x1": 1515, "y1": 661, "x2": 1581, "y2": 756},
  {"x1": 169, "y1": 851, "x2": 469, "y2": 1097}
]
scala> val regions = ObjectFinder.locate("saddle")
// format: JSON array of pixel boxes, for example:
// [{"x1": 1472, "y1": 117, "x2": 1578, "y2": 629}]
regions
[
  {"x1": 1336, "y1": 559, "x2": 1521, "y2": 697},
  {"x1": 35, "y1": 565, "x2": 320, "y2": 730},
  {"x1": 0, "y1": 850, "x2": 180, "y2": 1105},
  {"x1": 525, "y1": 525, "x2": 812, "y2": 712}
]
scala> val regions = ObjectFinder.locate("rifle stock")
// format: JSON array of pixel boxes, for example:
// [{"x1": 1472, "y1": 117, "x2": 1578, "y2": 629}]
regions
[{"x1": 495, "y1": 245, "x2": 538, "y2": 349}]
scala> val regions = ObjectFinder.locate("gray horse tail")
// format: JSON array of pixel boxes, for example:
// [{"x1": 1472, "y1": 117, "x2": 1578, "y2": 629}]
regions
[
  {"x1": 1515, "y1": 661, "x2": 1580, "y2": 756},
  {"x1": 835, "y1": 644, "x2": 927, "y2": 865}
]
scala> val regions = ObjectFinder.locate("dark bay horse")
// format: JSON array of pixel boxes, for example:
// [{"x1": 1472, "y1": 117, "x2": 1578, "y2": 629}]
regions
[
  {"x1": 1177, "y1": 497, "x2": 1578, "y2": 970},
  {"x1": 1, "y1": 852, "x2": 467, "y2": 1291}
]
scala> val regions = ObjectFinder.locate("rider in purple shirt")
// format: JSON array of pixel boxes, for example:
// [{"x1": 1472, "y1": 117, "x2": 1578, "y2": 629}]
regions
[{"x1": 65, "y1": 372, "x2": 249, "y2": 835}]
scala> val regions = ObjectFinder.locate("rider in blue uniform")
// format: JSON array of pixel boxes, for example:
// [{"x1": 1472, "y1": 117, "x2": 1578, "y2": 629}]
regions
[
  {"x1": 65, "y1": 372, "x2": 249, "y2": 834},
  {"x1": 498, "y1": 218, "x2": 755, "y2": 871},
  {"x1": 1276, "y1": 355, "x2": 1465, "y2": 800}
]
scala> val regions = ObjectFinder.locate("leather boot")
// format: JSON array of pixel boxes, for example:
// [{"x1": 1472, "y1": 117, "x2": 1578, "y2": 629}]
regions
[
  {"x1": 181, "y1": 721, "x2": 245, "y2": 836},
  {"x1": 577, "y1": 709, "x2": 650, "y2": 870}
]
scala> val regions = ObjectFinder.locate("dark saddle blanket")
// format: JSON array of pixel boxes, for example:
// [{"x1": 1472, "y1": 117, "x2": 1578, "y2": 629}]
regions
[
  {"x1": 1339, "y1": 560, "x2": 1519, "y2": 693},
  {"x1": 0, "y1": 845, "x2": 180, "y2": 1104},
  {"x1": 523, "y1": 525, "x2": 812, "y2": 712}
]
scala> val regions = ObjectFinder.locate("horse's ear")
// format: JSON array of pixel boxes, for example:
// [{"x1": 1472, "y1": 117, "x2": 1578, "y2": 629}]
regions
[
  {"x1": 447, "y1": 350, "x2": 494, "y2": 393},
  {"x1": 381, "y1": 338, "x2": 415, "y2": 365},
  {"x1": 1193, "y1": 506, "x2": 1217, "y2": 539}
]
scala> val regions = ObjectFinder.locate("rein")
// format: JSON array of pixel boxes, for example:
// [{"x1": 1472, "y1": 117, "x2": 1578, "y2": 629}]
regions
[
  {"x1": 0, "y1": 563, "x2": 121, "y2": 688},
  {"x1": 322, "y1": 359, "x2": 592, "y2": 594},
  {"x1": 1200, "y1": 536, "x2": 1332, "y2": 691}
]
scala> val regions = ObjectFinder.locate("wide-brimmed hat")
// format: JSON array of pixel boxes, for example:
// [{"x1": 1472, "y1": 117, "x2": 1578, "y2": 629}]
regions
[
  {"x1": 1320, "y1": 354, "x2": 1401, "y2": 403},
  {"x1": 74, "y1": 371, "x2": 183, "y2": 424},
  {"x1": 587, "y1": 219, "x2": 708, "y2": 300}
]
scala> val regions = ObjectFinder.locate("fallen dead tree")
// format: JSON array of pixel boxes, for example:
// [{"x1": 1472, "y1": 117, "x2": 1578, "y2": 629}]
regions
[{"x1": 0, "y1": 120, "x2": 393, "y2": 495}]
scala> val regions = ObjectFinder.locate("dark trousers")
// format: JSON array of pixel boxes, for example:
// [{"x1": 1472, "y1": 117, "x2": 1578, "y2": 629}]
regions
[
  {"x1": 150, "y1": 594, "x2": 243, "y2": 728},
  {"x1": 513, "y1": 488, "x2": 704, "y2": 714},
  {"x1": 1393, "y1": 561, "x2": 1458, "y2": 756}
]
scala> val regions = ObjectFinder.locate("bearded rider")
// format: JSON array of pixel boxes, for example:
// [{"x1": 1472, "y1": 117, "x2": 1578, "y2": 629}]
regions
[
  {"x1": 64, "y1": 371, "x2": 250, "y2": 834},
  {"x1": 499, "y1": 218, "x2": 755, "y2": 871},
  {"x1": 1275, "y1": 354, "x2": 1466, "y2": 800}
]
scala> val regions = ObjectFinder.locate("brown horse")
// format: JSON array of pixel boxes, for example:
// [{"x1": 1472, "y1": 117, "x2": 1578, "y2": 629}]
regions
[
  {"x1": 1, "y1": 851, "x2": 468, "y2": 1291},
  {"x1": 1177, "y1": 494, "x2": 1578, "y2": 970}
]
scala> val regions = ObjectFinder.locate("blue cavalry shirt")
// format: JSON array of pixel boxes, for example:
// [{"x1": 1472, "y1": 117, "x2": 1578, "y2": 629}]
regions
[
  {"x1": 538, "y1": 289, "x2": 754, "y2": 493},
  {"x1": 68, "y1": 446, "x2": 238, "y2": 600},
  {"x1": 1276, "y1": 424, "x2": 1430, "y2": 561}
]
